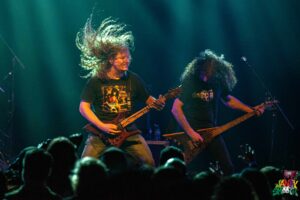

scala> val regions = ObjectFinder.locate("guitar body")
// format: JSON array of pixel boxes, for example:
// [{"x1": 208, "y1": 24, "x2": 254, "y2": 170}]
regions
[
  {"x1": 83, "y1": 122, "x2": 141, "y2": 148},
  {"x1": 163, "y1": 127, "x2": 218, "y2": 163}
]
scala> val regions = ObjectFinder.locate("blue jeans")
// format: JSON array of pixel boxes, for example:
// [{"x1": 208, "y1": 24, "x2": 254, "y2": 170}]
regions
[{"x1": 81, "y1": 133, "x2": 155, "y2": 166}]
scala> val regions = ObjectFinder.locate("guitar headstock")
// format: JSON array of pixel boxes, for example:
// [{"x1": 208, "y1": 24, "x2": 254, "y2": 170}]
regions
[{"x1": 164, "y1": 85, "x2": 182, "y2": 100}]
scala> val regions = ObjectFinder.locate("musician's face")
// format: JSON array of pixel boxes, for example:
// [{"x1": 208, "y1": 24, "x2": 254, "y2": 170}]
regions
[
  {"x1": 110, "y1": 49, "x2": 131, "y2": 72},
  {"x1": 200, "y1": 61, "x2": 216, "y2": 81},
  {"x1": 206, "y1": 65, "x2": 215, "y2": 79}
]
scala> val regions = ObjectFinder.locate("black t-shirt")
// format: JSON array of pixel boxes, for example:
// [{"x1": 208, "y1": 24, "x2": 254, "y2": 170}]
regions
[
  {"x1": 81, "y1": 71, "x2": 150, "y2": 122},
  {"x1": 179, "y1": 77, "x2": 229, "y2": 129}
]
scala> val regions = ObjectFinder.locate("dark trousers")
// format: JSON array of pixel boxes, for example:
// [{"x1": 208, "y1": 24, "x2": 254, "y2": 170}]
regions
[{"x1": 187, "y1": 135, "x2": 234, "y2": 176}]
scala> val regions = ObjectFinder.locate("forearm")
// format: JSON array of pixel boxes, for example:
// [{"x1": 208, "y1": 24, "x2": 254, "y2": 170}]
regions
[
  {"x1": 172, "y1": 98, "x2": 204, "y2": 142},
  {"x1": 171, "y1": 101, "x2": 194, "y2": 134},
  {"x1": 79, "y1": 101, "x2": 105, "y2": 129},
  {"x1": 223, "y1": 95, "x2": 253, "y2": 113},
  {"x1": 172, "y1": 109, "x2": 193, "y2": 133}
]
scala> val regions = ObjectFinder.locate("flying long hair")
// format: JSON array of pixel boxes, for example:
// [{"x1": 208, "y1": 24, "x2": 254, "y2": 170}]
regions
[
  {"x1": 76, "y1": 16, "x2": 134, "y2": 79},
  {"x1": 180, "y1": 49, "x2": 237, "y2": 91}
]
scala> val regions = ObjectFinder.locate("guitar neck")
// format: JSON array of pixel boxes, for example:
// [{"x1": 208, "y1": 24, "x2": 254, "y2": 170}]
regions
[
  {"x1": 118, "y1": 86, "x2": 181, "y2": 129},
  {"x1": 212, "y1": 111, "x2": 256, "y2": 137},
  {"x1": 119, "y1": 106, "x2": 151, "y2": 128}
]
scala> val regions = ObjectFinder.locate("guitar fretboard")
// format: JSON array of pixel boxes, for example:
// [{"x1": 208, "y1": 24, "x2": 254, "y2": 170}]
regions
[
  {"x1": 212, "y1": 111, "x2": 256, "y2": 137},
  {"x1": 118, "y1": 86, "x2": 181, "y2": 129},
  {"x1": 120, "y1": 106, "x2": 151, "y2": 128}
]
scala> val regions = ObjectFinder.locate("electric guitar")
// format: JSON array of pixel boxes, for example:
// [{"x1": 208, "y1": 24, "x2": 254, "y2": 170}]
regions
[
  {"x1": 163, "y1": 100, "x2": 278, "y2": 163},
  {"x1": 83, "y1": 86, "x2": 182, "y2": 147}
]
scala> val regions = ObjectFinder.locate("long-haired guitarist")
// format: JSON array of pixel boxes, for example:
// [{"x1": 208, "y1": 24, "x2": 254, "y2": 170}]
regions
[
  {"x1": 171, "y1": 49, "x2": 264, "y2": 174},
  {"x1": 76, "y1": 16, "x2": 165, "y2": 166}
]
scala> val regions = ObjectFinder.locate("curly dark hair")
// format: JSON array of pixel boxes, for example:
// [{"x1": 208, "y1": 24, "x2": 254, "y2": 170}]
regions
[{"x1": 180, "y1": 49, "x2": 237, "y2": 91}]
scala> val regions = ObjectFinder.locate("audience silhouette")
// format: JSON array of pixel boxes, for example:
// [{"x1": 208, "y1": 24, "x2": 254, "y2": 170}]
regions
[
  {"x1": 1, "y1": 138, "x2": 293, "y2": 200},
  {"x1": 4, "y1": 148, "x2": 62, "y2": 200}
]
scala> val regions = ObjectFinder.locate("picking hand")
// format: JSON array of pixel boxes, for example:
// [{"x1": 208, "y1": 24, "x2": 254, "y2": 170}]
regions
[
  {"x1": 99, "y1": 123, "x2": 121, "y2": 135},
  {"x1": 187, "y1": 129, "x2": 204, "y2": 146}
]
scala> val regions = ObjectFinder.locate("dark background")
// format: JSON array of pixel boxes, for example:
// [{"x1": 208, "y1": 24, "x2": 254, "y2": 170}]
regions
[{"x1": 1, "y1": 0, "x2": 299, "y2": 171}]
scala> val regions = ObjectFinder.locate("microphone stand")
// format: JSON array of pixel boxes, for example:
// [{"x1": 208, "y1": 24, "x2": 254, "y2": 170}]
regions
[
  {"x1": 241, "y1": 57, "x2": 294, "y2": 164},
  {"x1": 0, "y1": 34, "x2": 26, "y2": 164}
]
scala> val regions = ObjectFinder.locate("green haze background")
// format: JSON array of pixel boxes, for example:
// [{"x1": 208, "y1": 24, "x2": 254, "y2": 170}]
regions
[{"x1": 1, "y1": 0, "x2": 299, "y2": 170}]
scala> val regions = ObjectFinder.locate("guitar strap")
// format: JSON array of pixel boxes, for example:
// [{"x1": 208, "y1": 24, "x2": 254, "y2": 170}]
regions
[
  {"x1": 122, "y1": 71, "x2": 131, "y2": 99},
  {"x1": 127, "y1": 71, "x2": 132, "y2": 96},
  {"x1": 123, "y1": 71, "x2": 133, "y2": 126}
]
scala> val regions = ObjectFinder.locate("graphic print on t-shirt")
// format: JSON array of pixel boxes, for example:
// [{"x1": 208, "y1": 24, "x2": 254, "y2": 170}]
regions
[
  {"x1": 192, "y1": 89, "x2": 214, "y2": 102},
  {"x1": 101, "y1": 85, "x2": 131, "y2": 113}
]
